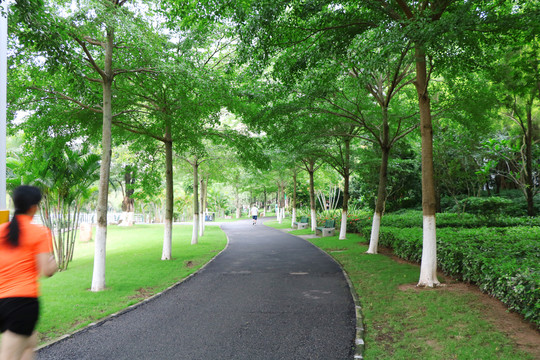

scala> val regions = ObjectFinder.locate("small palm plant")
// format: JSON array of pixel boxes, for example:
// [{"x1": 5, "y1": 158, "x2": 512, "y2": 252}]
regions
[{"x1": 9, "y1": 144, "x2": 100, "y2": 270}]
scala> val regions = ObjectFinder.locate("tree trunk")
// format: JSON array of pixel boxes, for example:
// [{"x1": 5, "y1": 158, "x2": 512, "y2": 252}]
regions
[
  {"x1": 235, "y1": 187, "x2": 241, "y2": 219},
  {"x1": 91, "y1": 28, "x2": 114, "y2": 292},
  {"x1": 199, "y1": 176, "x2": 206, "y2": 237},
  {"x1": 263, "y1": 187, "x2": 267, "y2": 217},
  {"x1": 367, "y1": 146, "x2": 390, "y2": 254},
  {"x1": 162, "y1": 134, "x2": 173, "y2": 260},
  {"x1": 415, "y1": 45, "x2": 440, "y2": 287},
  {"x1": 525, "y1": 106, "x2": 535, "y2": 216},
  {"x1": 191, "y1": 159, "x2": 199, "y2": 245},
  {"x1": 280, "y1": 182, "x2": 286, "y2": 222},
  {"x1": 308, "y1": 166, "x2": 317, "y2": 232},
  {"x1": 119, "y1": 166, "x2": 135, "y2": 227},
  {"x1": 276, "y1": 182, "x2": 282, "y2": 223},
  {"x1": 339, "y1": 138, "x2": 350, "y2": 240},
  {"x1": 291, "y1": 171, "x2": 297, "y2": 228}
]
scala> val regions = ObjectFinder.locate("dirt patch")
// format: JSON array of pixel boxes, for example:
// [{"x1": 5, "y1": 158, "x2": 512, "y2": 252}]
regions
[
  {"x1": 388, "y1": 247, "x2": 540, "y2": 359},
  {"x1": 184, "y1": 260, "x2": 195, "y2": 268},
  {"x1": 128, "y1": 287, "x2": 154, "y2": 300}
]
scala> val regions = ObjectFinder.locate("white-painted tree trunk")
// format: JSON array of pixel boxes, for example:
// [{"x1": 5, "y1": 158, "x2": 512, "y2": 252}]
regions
[
  {"x1": 161, "y1": 219, "x2": 172, "y2": 260},
  {"x1": 91, "y1": 30, "x2": 114, "y2": 292},
  {"x1": 91, "y1": 225, "x2": 107, "y2": 291},
  {"x1": 291, "y1": 208, "x2": 296, "y2": 228},
  {"x1": 339, "y1": 209, "x2": 347, "y2": 240},
  {"x1": 277, "y1": 207, "x2": 282, "y2": 223},
  {"x1": 418, "y1": 215, "x2": 440, "y2": 287},
  {"x1": 191, "y1": 213, "x2": 199, "y2": 245},
  {"x1": 162, "y1": 136, "x2": 173, "y2": 260},
  {"x1": 191, "y1": 159, "x2": 199, "y2": 245},
  {"x1": 310, "y1": 208, "x2": 317, "y2": 232},
  {"x1": 236, "y1": 207, "x2": 241, "y2": 219},
  {"x1": 366, "y1": 212, "x2": 381, "y2": 254},
  {"x1": 199, "y1": 177, "x2": 206, "y2": 237},
  {"x1": 199, "y1": 211, "x2": 205, "y2": 237},
  {"x1": 280, "y1": 207, "x2": 285, "y2": 222}
]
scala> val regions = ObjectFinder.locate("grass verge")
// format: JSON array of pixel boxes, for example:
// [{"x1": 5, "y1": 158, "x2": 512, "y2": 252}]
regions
[
  {"x1": 262, "y1": 218, "x2": 292, "y2": 229},
  {"x1": 264, "y1": 222, "x2": 535, "y2": 360},
  {"x1": 36, "y1": 224, "x2": 227, "y2": 345}
]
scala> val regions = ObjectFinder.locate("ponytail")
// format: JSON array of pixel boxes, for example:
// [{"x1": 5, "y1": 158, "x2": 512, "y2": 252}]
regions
[{"x1": 5, "y1": 186, "x2": 42, "y2": 248}]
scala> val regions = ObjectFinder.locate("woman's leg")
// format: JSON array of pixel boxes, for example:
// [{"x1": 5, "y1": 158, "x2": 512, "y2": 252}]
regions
[
  {"x1": 0, "y1": 330, "x2": 36, "y2": 360},
  {"x1": 20, "y1": 332, "x2": 37, "y2": 360}
]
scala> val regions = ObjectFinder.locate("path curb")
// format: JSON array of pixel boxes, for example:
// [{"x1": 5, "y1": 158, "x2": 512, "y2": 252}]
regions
[{"x1": 37, "y1": 229, "x2": 231, "y2": 351}]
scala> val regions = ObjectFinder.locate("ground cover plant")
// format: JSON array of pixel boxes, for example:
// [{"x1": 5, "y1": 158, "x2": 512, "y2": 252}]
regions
[
  {"x1": 36, "y1": 224, "x2": 227, "y2": 344},
  {"x1": 278, "y1": 228, "x2": 539, "y2": 359}
]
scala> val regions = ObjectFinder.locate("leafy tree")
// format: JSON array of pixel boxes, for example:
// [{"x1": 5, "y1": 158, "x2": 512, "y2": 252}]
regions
[
  {"x1": 12, "y1": 0, "x2": 163, "y2": 291},
  {"x1": 486, "y1": 35, "x2": 540, "y2": 216}
]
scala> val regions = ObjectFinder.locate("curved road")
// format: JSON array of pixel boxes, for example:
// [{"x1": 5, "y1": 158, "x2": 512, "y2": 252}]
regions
[{"x1": 38, "y1": 219, "x2": 356, "y2": 359}]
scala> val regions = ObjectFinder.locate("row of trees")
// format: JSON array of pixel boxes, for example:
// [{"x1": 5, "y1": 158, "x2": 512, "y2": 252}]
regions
[
  {"x1": 5, "y1": 1, "x2": 539, "y2": 290},
  {"x1": 7, "y1": 0, "x2": 267, "y2": 289},
  {"x1": 171, "y1": 0, "x2": 539, "y2": 288}
]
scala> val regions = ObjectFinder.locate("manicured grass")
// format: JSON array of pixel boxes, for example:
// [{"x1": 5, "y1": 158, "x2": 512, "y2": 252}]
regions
[
  {"x1": 308, "y1": 235, "x2": 534, "y2": 360},
  {"x1": 214, "y1": 216, "x2": 250, "y2": 222},
  {"x1": 36, "y1": 224, "x2": 227, "y2": 344},
  {"x1": 262, "y1": 218, "x2": 292, "y2": 229},
  {"x1": 289, "y1": 229, "x2": 314, "y2": 236},
  {"x1": 264, "y1": 221, "x2": 535, "y2": 360}
]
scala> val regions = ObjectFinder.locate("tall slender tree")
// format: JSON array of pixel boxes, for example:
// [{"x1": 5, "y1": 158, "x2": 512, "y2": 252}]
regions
[{"x1": 12, "y1": 0, "x2": 161, "y2": 291}]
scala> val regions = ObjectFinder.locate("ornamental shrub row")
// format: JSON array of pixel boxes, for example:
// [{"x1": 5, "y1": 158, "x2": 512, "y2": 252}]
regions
[
  {"x1": 357, "y1": 210, "x2": 540, "y2": 230},
  {"x1": 309, "y1": 208, "x2": 540, "y2": 233},
  {"x1": 372, "y1": 226, "x2": 540, "y2": 328}
]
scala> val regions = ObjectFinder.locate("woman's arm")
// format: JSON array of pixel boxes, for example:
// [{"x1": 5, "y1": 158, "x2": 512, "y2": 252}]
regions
[{"x1": 36, "y1": 253, "x2": 58, "y2": 277}]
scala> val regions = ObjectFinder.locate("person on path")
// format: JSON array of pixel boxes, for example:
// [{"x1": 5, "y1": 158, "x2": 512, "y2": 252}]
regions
[
  {"x1": 251, "y1": 204, "x2": 259, "y2": 225},
  {"x1": 0, "y1": 186, "x2": 57, "y2": 360}
]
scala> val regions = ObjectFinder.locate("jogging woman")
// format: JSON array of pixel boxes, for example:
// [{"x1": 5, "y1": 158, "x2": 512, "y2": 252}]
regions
[{"x1": 0, "y1": 186, "x2": 57, "y2": 360}]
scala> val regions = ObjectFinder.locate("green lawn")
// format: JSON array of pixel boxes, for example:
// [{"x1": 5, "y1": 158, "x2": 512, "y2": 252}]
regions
[
  {"x1": 265, "y1": 223, "x2": 536, "y2": 360},
  {"x1": 262, "y1": 218, "x2": 292, "y2": 229},
  {"x1": 36, "y1": 224, "x2": 227, "y2": 344}
]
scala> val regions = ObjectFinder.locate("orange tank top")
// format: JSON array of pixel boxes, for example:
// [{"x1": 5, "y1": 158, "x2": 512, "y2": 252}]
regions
[{"x1": 0, "y1": 215, "x2": 53, "y2": 298}]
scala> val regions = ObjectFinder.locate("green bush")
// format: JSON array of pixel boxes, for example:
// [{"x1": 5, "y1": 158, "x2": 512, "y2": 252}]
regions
[
  {"x1": 456, "y1": 196, "x2": 514, "y2": 215},
  {"x1": 369, "y1": 210, "x2": 540, "y2": 228},
  {"x1": 373, "y1": 226, "x2": 540, "y2": 328},
  {"x1": 316, "y1": 209, "x2": 372, "y2": 232},
  {"x1": 446, "y1": 193, "x2": 540, "y2": 217}
]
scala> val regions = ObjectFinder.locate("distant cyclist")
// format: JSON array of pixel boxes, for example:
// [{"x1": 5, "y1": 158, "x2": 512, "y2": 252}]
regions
[
  {"x1": 251, "y1": 205, "x2": 259, "y2": 225},
  {"x1": 0, "y1": 186, "x2": 57, "y2": 360}
]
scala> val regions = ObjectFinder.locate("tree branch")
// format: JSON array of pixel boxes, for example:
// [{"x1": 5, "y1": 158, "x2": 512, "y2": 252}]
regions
[
  {"x1": 28, "y1": 87, "x2": 102, "y2": 113},
  {"x1": 73, "y1": 36, "x2": 106, "y2": 79},
  {"x1": 111, "y1": 119, "x2": 167, "y2": 142},
  {"x1": 395, "y1": 0, "x2": 414, "y2": 19}
]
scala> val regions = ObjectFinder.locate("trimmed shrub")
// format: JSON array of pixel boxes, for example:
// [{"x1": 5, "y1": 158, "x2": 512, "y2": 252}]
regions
[
  {"x1": 372, "y1": 210, "x2": 540, "y2": 228},
  {"x1": 316, "y1": 209, "x2": 372, "y2": 233}
]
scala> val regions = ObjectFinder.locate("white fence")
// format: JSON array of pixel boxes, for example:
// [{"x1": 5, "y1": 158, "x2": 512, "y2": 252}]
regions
[{"x1": 32, "y1": 212, "x2": 147, "y2": 226}]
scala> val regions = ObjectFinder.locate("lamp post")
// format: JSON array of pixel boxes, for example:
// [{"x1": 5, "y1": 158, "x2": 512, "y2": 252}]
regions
[{"x1": 0, "y1": 3, "x2": 8, "y2": 222}]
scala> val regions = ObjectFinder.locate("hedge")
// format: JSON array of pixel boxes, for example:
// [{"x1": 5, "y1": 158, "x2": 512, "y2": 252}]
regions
[
  {"x1": 369, "y1": 226, "x2": 540, "y2": 328},
  {"x1": 350, "y1": 210, "x2": 540, "y2": 231}
]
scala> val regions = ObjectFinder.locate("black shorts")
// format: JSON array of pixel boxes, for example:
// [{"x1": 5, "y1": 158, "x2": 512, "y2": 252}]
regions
[
  {"x1": 0, "y1": 297, "x2": 40, "y2": 336},
  {"x1": 252, "y1": 215, "x2": 258, "y2": 220}
]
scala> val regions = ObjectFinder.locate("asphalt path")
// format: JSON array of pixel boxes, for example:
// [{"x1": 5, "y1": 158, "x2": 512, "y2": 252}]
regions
[{"x1": 38, "y1": 219, "x2": 356, "y2": 360}]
